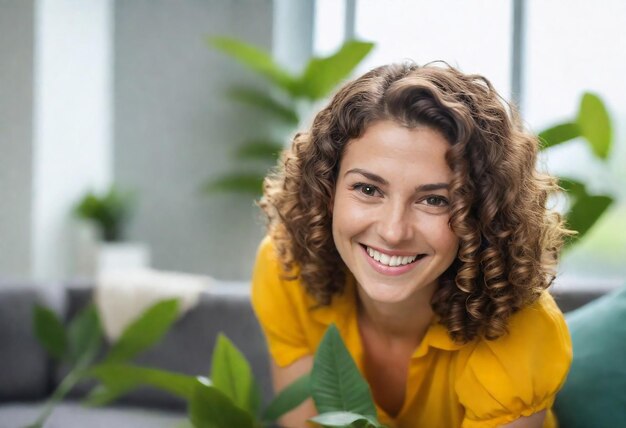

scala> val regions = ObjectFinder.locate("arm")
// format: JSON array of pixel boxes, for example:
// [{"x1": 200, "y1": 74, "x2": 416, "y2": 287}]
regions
[
  {"x1": 500, "y1": 410, "x2": 546, "y2": 428},
  {"x1": 272, "y1": 355, "x2": 317, "y2": 428}
]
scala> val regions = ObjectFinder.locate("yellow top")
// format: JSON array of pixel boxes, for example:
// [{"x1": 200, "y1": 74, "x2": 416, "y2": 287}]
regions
[{"x1": 251, "y1": 237, "x2": 572, "y2": 428}]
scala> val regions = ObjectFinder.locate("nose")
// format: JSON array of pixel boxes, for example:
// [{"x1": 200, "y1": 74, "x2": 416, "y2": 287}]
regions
[{"x1": 376, "y1": 200, "x2": 414, "y2": 246}]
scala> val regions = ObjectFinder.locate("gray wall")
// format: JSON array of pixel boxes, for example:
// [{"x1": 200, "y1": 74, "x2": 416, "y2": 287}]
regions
[
  {"x1": 0, "y1": 0, "x2": 35, "y2": 279},
  {"x1": 114, "y1": 0, "x2": 274, "y2": 280}
]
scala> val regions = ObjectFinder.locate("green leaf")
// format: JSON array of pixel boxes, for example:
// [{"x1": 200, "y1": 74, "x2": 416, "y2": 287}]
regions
[
  {"x1": 203, "y1": 173, "x2": 265, "y2": 195},
  {"x1": 565, "y1": 194, "x2": 613, "y2": 246},
  {"x1": 209, "y1": 37, "x2": 297, "y2": 94},
  {"x1": 67, "y1": 304, "x2": 102, "y2": 366},
  {"x1": 558, "y1": 177, "x2": 586, "y2": 197},
  {"x1": 227, "y1": 87, "x2": 299, "y2": 125},
  {"x1": 311, "y1": 324, "x2": 377, "y2": 417},
  {"x1": 262, "y1": 373, "x2": 311, "y2": 422},
  {"x1": 234, "y1": 140, "x2": 284, "y2": 161},
  {"x1": 189, "y1": 381, "x2": 255, "y2": 428},
  {"x1": 33, "y1": 305, "x2": 67, "y2": 360},
  {"x1": 297, "y1": 40, "x2": 374, "y2": 100},
  {"x1": 538, "y1": 122, "x2": 580, "y2": 150},
  {"x1": 83, "y1": 383, "x2": 136, "y2": 407},
  {"x1": 88, "y1": 363, "x2": 198, "y2": 402},
  {"x1": 576, "y1": 92, "x2": 612, "y2": 159},
  {"x1": 211, "y1": 334, "x2": 257, "y2": 413},
  {"x1": 104, "y1": 299, "x2": 180, "y2": 364},
  {"x1": 309, "y1": 411, "x2": 382, "y2": 428}
]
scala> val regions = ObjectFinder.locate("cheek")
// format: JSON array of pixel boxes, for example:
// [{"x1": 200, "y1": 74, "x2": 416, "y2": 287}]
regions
[{"x1": 419, "y1": 215, "x2": 459, "y2": 253}]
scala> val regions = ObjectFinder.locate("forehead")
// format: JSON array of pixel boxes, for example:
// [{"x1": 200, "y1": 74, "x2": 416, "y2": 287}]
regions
[{"x1": 339, "y1": 120, "x2": 451, "y2": 177}]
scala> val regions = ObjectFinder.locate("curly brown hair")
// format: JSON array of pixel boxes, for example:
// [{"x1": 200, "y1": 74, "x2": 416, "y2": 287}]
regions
[{"x1": 260, "y1": 62, "x2": 570, "y2": 343}]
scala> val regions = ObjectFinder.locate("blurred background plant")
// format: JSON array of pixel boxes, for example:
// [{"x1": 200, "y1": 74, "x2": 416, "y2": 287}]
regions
[
  {"x1": 74, "y1": 186, "x2": 136, "y2": 242},
  {"x1": 538, "y1": 92, "x2": 615, "y2": 249},
  {"x1": 203, "y1": 37, "x2": 374, "y2": 195}
]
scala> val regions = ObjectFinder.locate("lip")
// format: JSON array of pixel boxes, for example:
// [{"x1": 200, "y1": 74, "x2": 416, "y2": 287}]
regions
[
  {"x1": 362, "y1": 244, "x2": 422, "y2": 257},
  {"x1": 360, "y1": 244, "x2": 425, "y2": 276}
]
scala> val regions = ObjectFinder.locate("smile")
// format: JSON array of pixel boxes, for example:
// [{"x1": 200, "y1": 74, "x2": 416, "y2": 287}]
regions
[{"x1": 362, "y1": 245, "x2": 426, "y2": 267}]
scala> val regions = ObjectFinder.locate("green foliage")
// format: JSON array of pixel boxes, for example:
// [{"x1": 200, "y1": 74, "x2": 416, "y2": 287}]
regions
[
  {"x1": 577, "y1": 93, "x2": 612, "y2": 159},
  {"x1": 33, "y1": 299, "x2": 382, "y2": 428},
  {"x1": 74, "y1": 185, "x2": 135, "y2": 242},
  {"x1": 538, "y1": 92, "x2": 616, "y2": 247},
  {"x1": 311, "y1": 324, "x2": 378, "y2": 419},
  {"x1": 104, "y1": 299, "x2": 180, "y2": 364},
  {"x1": 262, "y1": 373, "x2": 311, "y2": 423},
  {"x1": 88, "y1": 363, "x2": 197, "y2": 403},
  {"x1": 30, "y1": 298, "x2": 181, "y2": 427},
  {"x1": 205, "y1": 37, "x2": 374, "y2": 195},
  {"x1": 66, "y1": 304, "x2": 103, "y2": 366},
  {"x1": 310, "y1": 411, "x2": 384, "y2": 428},
  {"x1": 33, "y1": 305, "x2": 67, "y2": 360},
  {"x1": 210, "y1": 334, "x2": 260, "y2": 415},
  {"x1": 189, "y1": 381, "x2": 256, "y2": 428}
]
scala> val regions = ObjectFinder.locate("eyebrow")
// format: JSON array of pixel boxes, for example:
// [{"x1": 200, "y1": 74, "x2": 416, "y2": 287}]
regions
[{"x1": 345, "y1": 168, "x2": 450, "y2": 192}]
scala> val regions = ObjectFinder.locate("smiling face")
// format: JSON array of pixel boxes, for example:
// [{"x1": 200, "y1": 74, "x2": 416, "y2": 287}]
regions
[{"x1": 332, "y1": 120, "x2": 459, "y2": 306}]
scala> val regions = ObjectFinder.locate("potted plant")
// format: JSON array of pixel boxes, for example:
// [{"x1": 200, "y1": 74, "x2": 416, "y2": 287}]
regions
[
  {"x1": 73, "y1": 185, "x2": 149, "y2": 275},
  {"x1": 204, "y1": 37, "x2": 375, "y2": 195}
]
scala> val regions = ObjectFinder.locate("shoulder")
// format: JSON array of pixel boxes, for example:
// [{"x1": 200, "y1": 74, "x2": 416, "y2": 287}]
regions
[
  {"x1": 251, "y1": 236, "x2": 307, "y2": 310},
  {"x1": 455, "y1": 292, "x2": 572, "y2": 426}
]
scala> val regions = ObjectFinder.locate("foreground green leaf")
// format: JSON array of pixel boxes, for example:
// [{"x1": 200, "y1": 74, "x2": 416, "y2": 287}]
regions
[
  {"x1": 211, "y1": 334, "x2": 258, "y2": 414},
  {"x1": 263, "y1": 373, "x2": 311, "y2": 422},
  {"x1": 577, "y1": 92, "x2": 612, "y2": 159},
  {"x1": 538, "y1": 122, "x2": 580, "y2": 150},
  {"x1": 33, "y1": 305, "x2": 67, "y2": 360},
  {"x1": 189, "y1": 381, "x2": 254, "y2": 428},
  {"x1": 310, "y1": 411, "x2": 383, "y2": 427},
  {"x1": 104, "y1": 299, "x2": 180, "y2": 363},
  {"x1": 311, "y1": 324, "x2": 377, "y2": 417},
  {"x1": 88, "y1": 363, "x2": 197, "y2": 401},
  {"x1": 227, "y1": 87, "x2": 299, "y2": 125},
  {"x1": 298, "y1": 40, "x2": 374, "y2": 100},
  {"x1": 67, "y1": 304, "x2": 102, "y2": 366},
  {"x1": 209, "y1": 37, "x2": 296, "y2": 94}
]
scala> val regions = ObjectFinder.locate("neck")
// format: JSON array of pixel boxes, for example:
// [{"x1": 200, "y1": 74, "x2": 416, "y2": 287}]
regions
[{"x1": 356, "y1": 284, "x2": 436, "y2": 345}]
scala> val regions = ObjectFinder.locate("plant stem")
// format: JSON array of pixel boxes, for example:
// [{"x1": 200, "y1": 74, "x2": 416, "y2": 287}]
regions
[{"x1": 26, "y1": 365, "x2": 88, "y2": 428}]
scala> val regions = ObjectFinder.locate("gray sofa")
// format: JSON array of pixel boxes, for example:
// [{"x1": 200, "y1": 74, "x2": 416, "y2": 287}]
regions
[{"x1": 0, "y1": 281, "x2": 608, "y2": 428}]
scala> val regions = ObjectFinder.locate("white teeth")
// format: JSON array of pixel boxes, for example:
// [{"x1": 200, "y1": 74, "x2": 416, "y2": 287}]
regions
[{"x1": 366, "y1": 246, "x2": 419, "y2": 267}]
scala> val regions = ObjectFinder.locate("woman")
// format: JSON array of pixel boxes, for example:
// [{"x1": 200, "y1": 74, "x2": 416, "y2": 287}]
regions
[{"x1": 251, "y1": 62, "x2": 572, "y2": 428}]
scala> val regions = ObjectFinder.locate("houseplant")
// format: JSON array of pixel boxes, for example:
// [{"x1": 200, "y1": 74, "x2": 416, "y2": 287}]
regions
[
  {"x1": 204, "y1": 37, "x2": 374, "y2": 195},
  {"x1": 73, "y1": 185, "x2": 149, "y2": 274},
  {"x1": 538, "y1": 92, "x2": 616, "y2": 248}
]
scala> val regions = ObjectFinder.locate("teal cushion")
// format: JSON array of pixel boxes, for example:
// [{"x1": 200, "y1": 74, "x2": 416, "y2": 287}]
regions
[{"x1": 554, "y1": 286, "x2": 626, "y2": 428}]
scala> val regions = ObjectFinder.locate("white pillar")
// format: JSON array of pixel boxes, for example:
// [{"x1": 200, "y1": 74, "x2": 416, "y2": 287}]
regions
[
  {"x1": 273, "y1": 0, "x2": 315, "y2": 72},
  {"x1": 31, "y1": 0, "x2": 113, "y2": 281}
]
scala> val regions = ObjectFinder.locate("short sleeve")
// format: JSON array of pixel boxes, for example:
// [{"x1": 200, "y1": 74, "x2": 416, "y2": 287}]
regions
[
  {"x1": 250, "y1": 237, "x2": 311, "y2": 367},
  {"x1": 455, "y1": 293, "x2": 573, "y2": 428}
]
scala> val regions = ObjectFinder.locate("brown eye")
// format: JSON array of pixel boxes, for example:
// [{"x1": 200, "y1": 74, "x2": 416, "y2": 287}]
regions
[
  {"x1": 361, "y1": 185, "x2": 377, "y2": 196},
  {"x1": 425, "y1": 196, "x2": 449, "y2": 206},
  {"x1": 352, "y1": 183, "x2": 381, "y2": 197}
]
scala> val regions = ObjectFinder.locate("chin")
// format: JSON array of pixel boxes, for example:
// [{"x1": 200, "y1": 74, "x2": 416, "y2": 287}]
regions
[{"x1": 357, "y1": 279, "x2": 415, "y2": 305}]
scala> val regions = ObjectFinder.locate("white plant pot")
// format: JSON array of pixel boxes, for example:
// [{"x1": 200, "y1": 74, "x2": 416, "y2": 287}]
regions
[
  {"x1": 97, "y1": 242, "x2": 151, "y2": 274},
  {"x1": 72, "y1": 220, "x2": 151, "y2": 278}
]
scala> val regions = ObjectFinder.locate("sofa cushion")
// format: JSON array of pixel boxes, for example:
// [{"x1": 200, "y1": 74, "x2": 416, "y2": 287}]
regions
[
  {"x1": 0, "y1": 286, "x2": 54, "y2": 401},
  {"x1": 554, "y1": 285, "x2": 626, "y2": 428}
]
